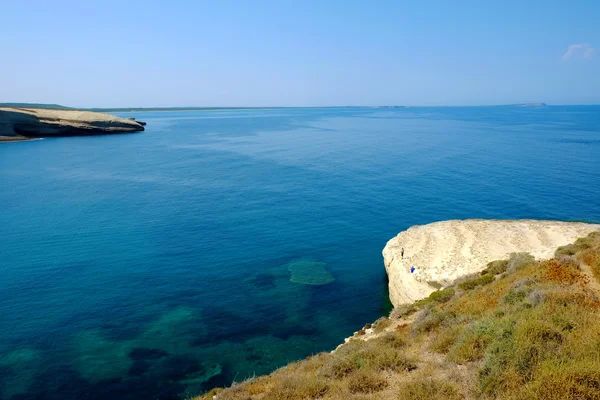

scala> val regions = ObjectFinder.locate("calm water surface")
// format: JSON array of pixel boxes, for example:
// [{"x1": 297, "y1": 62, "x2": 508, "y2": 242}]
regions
[{"x1": 1, "y1": 106, "x2": 599, "y2": 399}]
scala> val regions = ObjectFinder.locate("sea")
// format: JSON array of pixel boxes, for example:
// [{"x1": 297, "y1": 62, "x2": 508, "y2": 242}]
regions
[{"x1": 0, "y1": 106, "x2": 599, "y2": 399}]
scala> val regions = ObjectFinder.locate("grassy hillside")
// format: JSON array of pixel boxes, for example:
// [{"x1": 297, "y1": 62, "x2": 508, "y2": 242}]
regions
[{"x1": 195, "y1": 231, "x2": 600, "y2": 400}]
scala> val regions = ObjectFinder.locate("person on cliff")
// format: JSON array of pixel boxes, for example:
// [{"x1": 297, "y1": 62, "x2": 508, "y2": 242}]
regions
[{"x1": 401, "y1": 247, "x2": 404, "y2": 259}]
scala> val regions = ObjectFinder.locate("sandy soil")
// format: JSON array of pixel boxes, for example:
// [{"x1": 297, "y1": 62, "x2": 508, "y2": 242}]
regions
[{"x1": 383, "y1": 219, "x2": 600, "y2": 307}]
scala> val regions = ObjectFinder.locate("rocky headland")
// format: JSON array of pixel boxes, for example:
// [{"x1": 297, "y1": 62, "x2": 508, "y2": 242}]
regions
[
  {"x1": 198, "y1": 224, "x2": 600, "y2": 399},
  {"x1": 0, "y1": 107, "x2": 145, "y2": 141},
  {"x1": 383, "y1": 219, "x2": 600, "y2": 307}
]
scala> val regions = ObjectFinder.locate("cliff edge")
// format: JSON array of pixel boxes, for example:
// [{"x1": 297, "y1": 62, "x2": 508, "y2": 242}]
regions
[
  {"x1": 0, "y1": 107, "x2": 144, "y2": 140},
  {"x1": 383, "y1": 219, "x2": 600, "y2": 307}
]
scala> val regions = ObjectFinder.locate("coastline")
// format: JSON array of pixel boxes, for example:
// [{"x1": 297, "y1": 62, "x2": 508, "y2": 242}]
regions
[
  {"x1": 197, "y1": 225, "x2": 600, "y2": 400},
  {"x1": 383, "y1": 219, "x2": 600, "y2": 307},
  {"x1": 0, "y1": 135, "x2": 39, "y2": 143}
]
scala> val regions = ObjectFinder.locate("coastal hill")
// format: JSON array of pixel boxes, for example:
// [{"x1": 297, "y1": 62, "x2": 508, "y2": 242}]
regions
[
  {"x1": 383, "y1": 219, "x2": 600, "y2": 307},
  {"x1": 0, "y1": 107, "x2": 145, "y2": 142},
  {"x1": 196, "y1": 223, "x2": 600, "y2": 400}
]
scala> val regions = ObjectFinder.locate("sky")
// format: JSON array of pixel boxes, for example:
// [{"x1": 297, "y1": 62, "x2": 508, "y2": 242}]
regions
[{"x1": 1, "y1": 1, "x2": 599, "y2": 107}]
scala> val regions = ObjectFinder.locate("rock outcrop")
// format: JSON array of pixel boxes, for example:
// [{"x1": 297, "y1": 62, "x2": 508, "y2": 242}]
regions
[
  {"x1": 0, "y1": 107, "x2": 145, "y2": 139},
  {"x1": 383, "y1": 219, "x2": 600, "y2": 307}
]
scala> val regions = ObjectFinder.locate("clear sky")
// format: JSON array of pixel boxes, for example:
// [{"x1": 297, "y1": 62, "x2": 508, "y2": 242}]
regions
[{"x1": 2, "y1": 1, "x2": 599, "y2": 107}]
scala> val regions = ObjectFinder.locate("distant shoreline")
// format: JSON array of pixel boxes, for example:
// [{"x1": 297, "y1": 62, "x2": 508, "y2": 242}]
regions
[
  {"x1": 7, "y1": 103, "x2": 600, "y2": 114},
  {"x1": 0, "y1": 135, "x2": 39, "y2": 143}
]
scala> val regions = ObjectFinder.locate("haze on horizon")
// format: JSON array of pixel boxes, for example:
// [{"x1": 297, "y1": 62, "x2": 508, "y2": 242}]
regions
[{"x1": 2, "y1": 0, "x2": 599, "y2": 108}]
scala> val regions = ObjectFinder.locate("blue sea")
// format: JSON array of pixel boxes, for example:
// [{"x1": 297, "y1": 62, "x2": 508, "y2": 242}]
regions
[{"x1": 1, "y1": 106, "x2": 599, "y2": 399}]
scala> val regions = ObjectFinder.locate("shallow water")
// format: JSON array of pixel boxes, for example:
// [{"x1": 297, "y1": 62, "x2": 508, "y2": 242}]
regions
[{"x1": 0, "y1": 106, "x2": 599, "y2": 399}]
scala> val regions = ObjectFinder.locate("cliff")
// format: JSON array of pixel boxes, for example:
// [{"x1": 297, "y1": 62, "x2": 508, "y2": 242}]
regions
[
  {"x1": 383, "y1": 219, "x2": 600, "y2": 307},
  {"x1": 197, "y1": 229, "x2": 600, "y2": 400},
  {"x1": 0, "y1": 107, "x2": 144, "y2": 140}
]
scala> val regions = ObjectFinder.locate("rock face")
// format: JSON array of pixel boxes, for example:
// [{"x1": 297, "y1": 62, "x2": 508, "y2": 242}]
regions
[
  {"x1": 0, "y1": 107, "x2": 144, "y2": 138},
  {"x1": 383, "y1": 219, "x2": 600, "y2": 307}
]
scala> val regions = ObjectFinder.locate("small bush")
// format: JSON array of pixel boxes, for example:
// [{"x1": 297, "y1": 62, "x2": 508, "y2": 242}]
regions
[
  {"x1": 327, "y1": 356, "x2": 360, "y2": 378},
  {"x1": 428, "y1": 288, "x2": 455, "y2": 303},
  {"x1": 346, "y1": 370, "x2": 388, "y2": 394},
  {"x1": 448, "y1": 321, "x2": 496, "y2": 363},
  {"x1": 263, "y1": 375, "x2": 329, "y2": 400},
  {"x1": 360, "y1": 344, "x2": 417, "y2": 372},
  {"x1": 398, "y1": 379, "x2": 462, "y2": 400},
  {"x1": 458, "y1": 274, "x2": 494, "y2": 291},
  {"x1": 430, "y1": 324, "x2": 465, "y2": 353},
  {"x1": 372, "y1": 317, "x2": 392, "y2": 334},
  {"x1": 327, "y1": 339, "x2": 416, "y2": 378},
  {"x1": 555, "y1": 233, "x2": 599, "y2": 257},
  {"x1": 513, "y1": 277, "x2": 535, "y2": 289},
  {"x1": 507, "y1": 252, "x2": 535, "y2": 272},
  {"x1": 527, "y1": 290, "x2": 546, "y2": 307},
  {"x1": 412, "y1": 309, "x2": 452, "y2": 334},
  {"x1": 427, "y1": 280, "x2": 443, "y2": 289},
  {"x1": 504, "y1": 289, "x2": 527, "y2": 305},
  {"x1": 482, "y1": 259, "x2": 509, "y2": 276},
  {"x1": 525, "y1": 361, "x2": 600, "y2": 400},
  {"x1": 415, "y1": 288, "x2": 455, "y2": 308},
  {"x1": 376, "y1": 331, "x2": 406, "y2": 349},
  {"x1": 392, "y1": 303, "x2": 418, "y2": 319}
]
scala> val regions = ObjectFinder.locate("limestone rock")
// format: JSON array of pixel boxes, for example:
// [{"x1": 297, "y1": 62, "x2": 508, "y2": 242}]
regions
[
  {"x1": 0, "y1": 107, "x2": 145, "y2": 138},
  {"x1": 383, "y1": 219, "x2": 600, "y2": 307}
]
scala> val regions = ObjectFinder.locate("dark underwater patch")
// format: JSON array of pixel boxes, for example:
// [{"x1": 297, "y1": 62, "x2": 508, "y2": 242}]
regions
[
  {"x1": 249, "y1": 273, "x2": 277, "y2": 290},
  {"x1": 196, "y1": 307, "x2": 286, "y2": 345},
  {"x1": 272, "y1": 323, "x2": 319, "y2": 340},
  {"x1": 158, "y1": 355, "x2": 203, "y2": 381},
  {"x1": 128, "y1": 360, "x2": 151, "y2": 376},
  {"x1": 129, "y1": 347, "x2": 169, "y2": 361}
]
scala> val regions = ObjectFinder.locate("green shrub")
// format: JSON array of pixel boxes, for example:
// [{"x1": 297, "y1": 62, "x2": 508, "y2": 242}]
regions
[
  {"x1": 555, "y1": 233, "x2": 599, "y2": 257},
  {"x1": 392, "y1": 303, "x2": 418, "y2": 318},
  {"x1": 414, "y1": 288, "x2": 455, "y2": 308},
  {"x1": 507, "y1": 252, "x2": 535, "y2": 272},
  {"x1": 430, "y1": 324, "x2": 465, "y2": 353},
  {"x1": 375, "y1": 331, "x2": 406, "y2": 349},
  {"x1": 459, "y1": 274, "x2": 494, "y2": 290},
  {"x1": 448, "y1": 320, "x2": 496, "y2": 363},
  {"x1": 482, "y1": 259, "x2": 509, "y2": 276},
  {"x1": 504, "y1": 289, "x2": 527, "y2": 305},
  {"x1": 427, "y1": 280, "x2": 443, "y2": 289},
  {"x1": 412, "y1": 309, "x2": 453, "y2": 334},
  {"x1": 427, "y1": 288, "x2": 455, "y2": 303}
]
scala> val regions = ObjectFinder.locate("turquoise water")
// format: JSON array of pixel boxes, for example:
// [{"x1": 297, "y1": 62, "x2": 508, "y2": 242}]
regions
[{"x1": 1, "y1": 106, "x2": 599, "y2": 399}]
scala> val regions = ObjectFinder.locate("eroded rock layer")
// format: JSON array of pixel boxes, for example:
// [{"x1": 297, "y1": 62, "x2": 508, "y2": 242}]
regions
[
  {"x1": 0, "y1": 107, "x2": 144, "y2": 138},
  {"x1": 383, "y1": 219, "x2": 600, "y2": 307}
]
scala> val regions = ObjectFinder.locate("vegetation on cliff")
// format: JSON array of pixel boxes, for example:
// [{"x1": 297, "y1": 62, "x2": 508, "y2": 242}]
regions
[{"x1": 196, "y1": 231, "x2": 600, "y2": 399}]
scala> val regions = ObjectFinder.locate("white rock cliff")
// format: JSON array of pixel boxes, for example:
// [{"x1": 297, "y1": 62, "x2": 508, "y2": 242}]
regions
[{"x1": 383, "y1": 219, "x2": 600, "y2": 307}]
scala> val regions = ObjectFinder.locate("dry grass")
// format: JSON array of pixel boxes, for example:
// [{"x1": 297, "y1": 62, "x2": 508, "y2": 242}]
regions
[
  {"x1": 194, "y1": 231, "x2": 600, "y2": 400},
  {"x1": 398, "y1": 378, "x2": 463, "y2": 400},
  {"x1": 371, "y1": 317, "x2": 393, "y2": 334},
  {"x1": 346, "y1": 370, "x2": 388, "y2": 394}
]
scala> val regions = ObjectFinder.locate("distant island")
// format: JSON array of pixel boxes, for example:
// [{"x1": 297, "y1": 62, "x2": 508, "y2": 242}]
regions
[
  {"x1": 508, "y1": 103, "x2": 548, "y2": 107},
  {"x1": 0, "y1": 107, "x2": 145, "y2": 142}
]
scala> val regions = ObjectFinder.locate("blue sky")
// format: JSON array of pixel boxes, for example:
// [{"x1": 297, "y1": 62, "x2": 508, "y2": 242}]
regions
[{"x1": 1, "y1": 1, "x2": 599, "y2": 107}]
